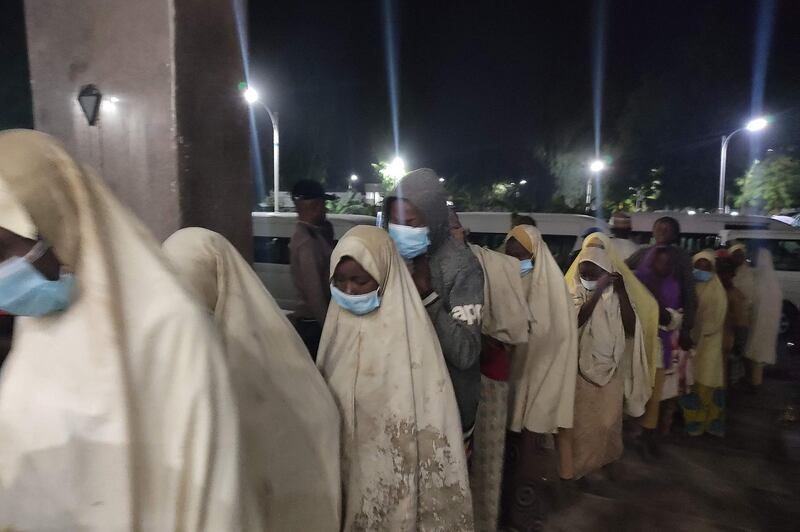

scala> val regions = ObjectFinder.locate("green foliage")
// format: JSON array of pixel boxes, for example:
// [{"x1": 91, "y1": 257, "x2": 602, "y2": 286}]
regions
[
  {"x1": 371, "y1": 160, "x2": 407, "y2": 192},
  {"x1": 326, "y1": 191, "x2": 374, "y2": 215},
  {"x1": 609, "y1": 176, "x2": 662, "y2": 213},
  {"x1": 535, "y1": 146, "x2": 590, "y2": 208},
  {"x1": 735, "y1": 155, "x2": 800, "y2": 213}
]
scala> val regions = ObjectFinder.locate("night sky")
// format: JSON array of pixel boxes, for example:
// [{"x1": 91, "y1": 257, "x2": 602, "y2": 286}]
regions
[
  {"x1": 249, "y1": 0, "x2": 800, "y2": 207},
  {"x1": 2, "y1": 1, "x2": 799, "y2": 208}
]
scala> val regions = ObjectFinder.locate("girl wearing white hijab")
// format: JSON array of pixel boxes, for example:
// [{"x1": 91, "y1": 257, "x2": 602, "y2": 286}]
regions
[
  {"x1": 0, "y1": 130, "x2": 244, "y2": 530},
  {"x1": 744, "y1": 247, "x2": 782, "y2": 387},
  {"x1": 162, "y1": 227, "x2": 341, "y2": 531},
  {"x1": 565, "y1": 245, "x2": 649, "y2": 479},
  {"x1": 317, "y1": 225, "x2": 473, "y2": 531},
  {"x1": 501, "y1": 225, "x2": 578, "y2": 526}
]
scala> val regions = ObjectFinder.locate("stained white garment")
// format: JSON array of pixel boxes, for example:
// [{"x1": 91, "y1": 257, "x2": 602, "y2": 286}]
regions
[
  {"x1": 506, "y1": 225, "x2": 579, "y2": 433},
  {"x1": 469, "y1": 244, "x2": 530, "y2": 345},
  {"x1": 163, "y1": 228, "x2": 341, "y2": 531},
  {"x1": 317, "y1": 226, "x2": 474, "y2": 531},
  {"x1": 0, "y1": 130, "x2": 244, "y2": 530},
  {"x1": 744, "y1": 248, "x2": 782, "y2": 365}
]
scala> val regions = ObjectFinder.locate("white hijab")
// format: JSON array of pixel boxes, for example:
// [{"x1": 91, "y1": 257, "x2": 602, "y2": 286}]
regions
[
  {"x1": 317, "y1": 225, "x2": 474, "y2": 531},
  {"x1": 506, "y1": 225, "x2": 579, "y2": 433},
  {"x1": 570, "y1": 246, "x2": 651, "y2": 417},
  {"x1": 745, "y1": 248, "x2": 782, "y2": 365},
  {"x1": 163, "y1": 227, "x2": 341, "y2": 531},
  {"x1": 0, "y1": 130, "x2": 243, "y2": 530}
]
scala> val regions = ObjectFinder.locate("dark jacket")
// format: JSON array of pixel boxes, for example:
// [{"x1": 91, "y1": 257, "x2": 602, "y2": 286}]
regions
[
  {"x1": 289, "y1": 220, "x2": 334, "y2": 324},
  {"x1": 385, "y1": 169, "x2": 485, "y2": 431}
]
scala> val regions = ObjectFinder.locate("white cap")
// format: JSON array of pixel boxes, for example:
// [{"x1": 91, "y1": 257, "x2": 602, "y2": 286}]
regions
[{"x1": 0, "y1": 181, "x2": 37, "y2": 239}]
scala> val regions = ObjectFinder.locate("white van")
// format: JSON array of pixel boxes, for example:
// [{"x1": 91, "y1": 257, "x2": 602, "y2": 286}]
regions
[
  {"x1": 718, "y1": 229, "x2": 800, "y2": 338},
  {"x1": 457, "y1": 212, "x2": 609, "y2": 270},
  {"x1": 252, "y1": 212, "x2": 376, "y2": 310},
  {"x1": 628, "y1": 211, "x2": 791, "y2": 254}
]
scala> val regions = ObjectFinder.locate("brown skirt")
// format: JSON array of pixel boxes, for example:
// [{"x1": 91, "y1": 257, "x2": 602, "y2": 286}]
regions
[{"x1": 568, "y1": 370, "x2": 624, "y2": 479}]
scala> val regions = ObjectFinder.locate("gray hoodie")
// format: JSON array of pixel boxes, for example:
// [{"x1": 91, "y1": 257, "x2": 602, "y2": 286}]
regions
[{"x1": 385, "y1": 169, "x2": 485, "y2": 431}]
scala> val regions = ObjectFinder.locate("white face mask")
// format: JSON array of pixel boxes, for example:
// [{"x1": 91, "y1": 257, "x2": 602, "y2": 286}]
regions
[{"x1": 580, "y1": 277, "x2": 598, "y2": 291}]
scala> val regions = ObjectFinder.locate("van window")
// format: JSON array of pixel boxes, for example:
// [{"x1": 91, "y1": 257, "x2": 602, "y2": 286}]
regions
[
  {"x1": 740, "y1": 239, "x2": 800, "y2": 272},
  {"x1": 678, "y1": 234, "x2": 719, "y2": 254},
  {"x1": 543, "y1": 235, "x2": 580, "y2": 271},
  {"x1": 468, "y1": 232, "x2": 506, "y2": 251},
  {"x1": 254, "y1": 236, "x2": 290, "y2": 265},
  {"x1": 631, "y1": 232, "x2": 718, "y2": 254}
]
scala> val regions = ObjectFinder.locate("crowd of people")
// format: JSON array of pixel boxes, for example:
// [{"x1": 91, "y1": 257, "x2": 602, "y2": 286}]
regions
[{"x1": 0, "y1": 129, "x2": 784, "y2": 530}]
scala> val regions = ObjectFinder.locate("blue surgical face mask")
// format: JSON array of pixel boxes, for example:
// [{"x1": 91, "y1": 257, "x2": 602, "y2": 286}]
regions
[
  {"x1": 388, "y1": 223, "x2": 430, "y2": 260},
  {"x1": 519, "y1": 258, "x2": 534, "y2": 276},
  {"x1": 0, "y1": 241, "x2": 75, "y2": 316},
  {"x1": 693, "y1": 269, "x2": 713, "y2": 283},
  {"x1": 330, "y1": 284, "x2": 381, "y2": 315}
]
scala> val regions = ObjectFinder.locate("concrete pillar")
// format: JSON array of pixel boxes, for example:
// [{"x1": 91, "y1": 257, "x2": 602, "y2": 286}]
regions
[{"x1": 24, "y1": 0, "x2": 253, "y2": 257}]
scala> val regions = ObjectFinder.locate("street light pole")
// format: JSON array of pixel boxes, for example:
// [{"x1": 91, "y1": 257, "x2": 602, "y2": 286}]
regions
[
  {"x1": 718, "y1": 129, "x2": 742, "y2": 213},
  {"x1": 585, "y1": 178, "x2": 593, "y2": 211},
  {"x1": 258, "y1": 103, "x2": 280, "y2": 213},
  {"x1": 718, "y1": 117, "x2": 769, "y2": 212},
  {"x1": 244, "y1": 87, "x2": 280, "y2": 212}
]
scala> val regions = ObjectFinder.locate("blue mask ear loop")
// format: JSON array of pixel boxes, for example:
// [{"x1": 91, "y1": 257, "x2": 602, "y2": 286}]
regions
[{"x1": 23, "y1": 240, "x2": 49, "y2": 264}]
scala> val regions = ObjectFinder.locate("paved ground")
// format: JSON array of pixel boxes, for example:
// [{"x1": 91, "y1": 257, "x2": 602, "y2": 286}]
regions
[{"x1": 538, "y1": 373, "x2": 800, "y2": 531}]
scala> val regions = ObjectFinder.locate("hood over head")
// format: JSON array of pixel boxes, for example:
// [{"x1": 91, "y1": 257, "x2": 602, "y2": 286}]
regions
[{"x1": 384, "y1": 168, "x2": 449, "y2": 252}]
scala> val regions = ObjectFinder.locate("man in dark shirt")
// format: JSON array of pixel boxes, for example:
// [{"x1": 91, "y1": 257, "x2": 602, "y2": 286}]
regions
[{"x1": 288, "y1": 180, "x2": 336, "y2": 360}]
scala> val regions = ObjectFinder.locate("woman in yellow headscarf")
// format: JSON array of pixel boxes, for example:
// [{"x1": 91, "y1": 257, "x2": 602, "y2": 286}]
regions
[
  {"x1": 680, "y1": 250, "x2": 728, "y2": 437},
  {"x1": 566, "y1": 232, "x2": 662, "y2": 456},
  {"x1": 317, "y1": 225, "x2": 474, "y2": 531},
  {"x1": 563, "y1": 243, "x2": 650, "y2": 479},
  {"x1": 565, "y1": 232, "x2": 660, "y2": 387}
]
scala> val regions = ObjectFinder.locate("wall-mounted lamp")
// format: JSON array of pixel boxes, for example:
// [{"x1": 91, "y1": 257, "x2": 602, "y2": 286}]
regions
[{"x1": 77, "y1": 84, "x2": 102, "y2": 125}]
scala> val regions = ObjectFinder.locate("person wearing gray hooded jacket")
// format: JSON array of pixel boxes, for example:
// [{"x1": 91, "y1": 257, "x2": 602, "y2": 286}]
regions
[{"x1": 384, "y1": 169, "x2": 485, "y2": 440}]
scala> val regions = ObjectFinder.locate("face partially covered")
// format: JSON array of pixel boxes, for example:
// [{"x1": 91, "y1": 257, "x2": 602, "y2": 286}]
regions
[
  {"x1": 332, "y1": 257, "x2": 379, "y2": 295},
  {"x1": 389, "y1": 198, "x2": 426, "y2": 228},
  {"x1": 694, "y1": 258, "x2": 713, "y2": 273},
  {"x1": 505, "y1": 237, "x2": 532, "y2": 262},
  {"x1": 578, "y1": 260, "x2": 606, "y2": 282},
  {"x1": 0, "y1": 227, "x2": 60, "y2": 280}
]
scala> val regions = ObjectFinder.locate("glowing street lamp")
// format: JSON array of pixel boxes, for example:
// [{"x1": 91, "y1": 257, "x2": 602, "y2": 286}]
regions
[
  {"x1": 243, "y1": 87, "x2": 259, "y2": 104},
  {"x1": 350, "y1": 174, "x2": 359, "y2": 182},
  {"x1": 387, "y1": 156, "x2": 406, "y2": 180},
  {"x1": 745, "y1": 117, "x2": 768, "y2": 132},
  {"x1": 243, "y1": 85, "x2": 280, "y2": 212},
  {"x1": 438, "y1": 177, "x2": 445, "y2": 183},
  {"x1": 589, "y1": 160, "x2": 606, "y2": 173},
  {"x1": 519, "y1": 179, "x2": 528, "y2": 185},
  {"x1": 586, "y1": 159, "x2": 606, "y2": 210},
  {"x1": 718, "y1": 116, "x2": 769, "y2": 211}
]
